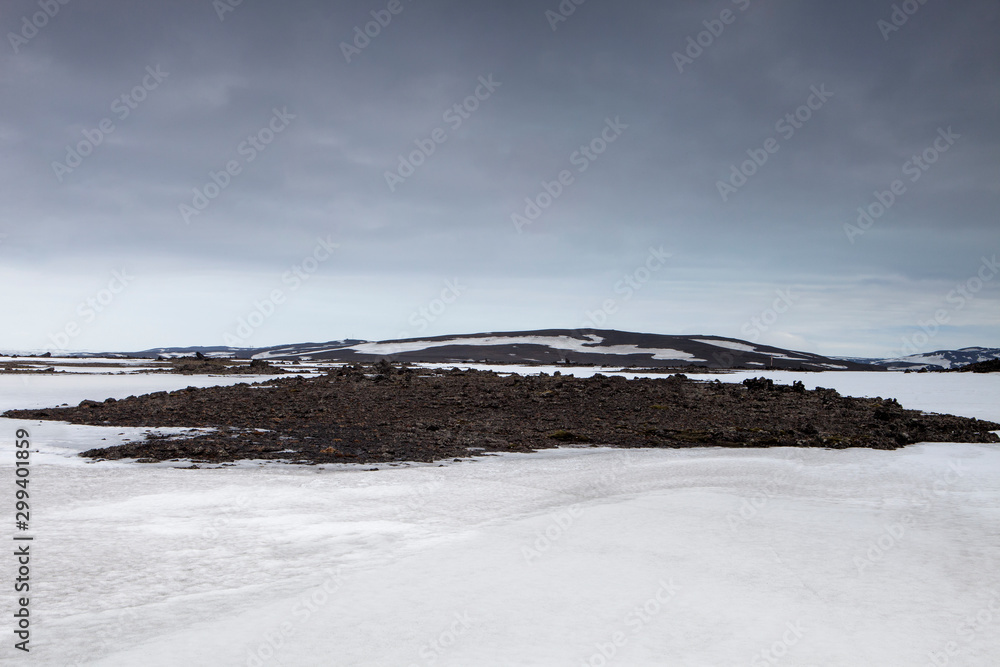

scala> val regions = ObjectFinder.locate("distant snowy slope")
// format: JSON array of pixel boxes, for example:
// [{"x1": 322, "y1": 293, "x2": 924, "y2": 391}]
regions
[
  {"x1": 16, "y1": 330, "x2": 878, "y2": 370},
  {"x1": 346, "y1": 334, "x2": 701, "y2": 361},
  {"x1": 841, "y1": 347, "x2": 1000, "y2": 371},
  {"x1": 251, "y1": 329, "x2": 870, "y2": 370},
  {"x1": 37, "y1": 330, "x2": 1000, "y2": 371},
  {"x1": 46, "y1": 340, "x2": 368, "y2": 360}
]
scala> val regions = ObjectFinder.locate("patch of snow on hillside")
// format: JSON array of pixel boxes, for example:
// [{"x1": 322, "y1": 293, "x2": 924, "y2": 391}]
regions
[
  {"x1": 691, "y1": 339, "x2": 757, "y2": 353},
  {"x1": 349, "y1": 336, "x2": 702, "y2": 361},
  {"x1": 891, "y1": 355, "x2": 951, "y2": 369}
]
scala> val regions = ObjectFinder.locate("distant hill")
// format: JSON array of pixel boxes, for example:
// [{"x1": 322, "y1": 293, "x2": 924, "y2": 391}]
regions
[
  {"x1": 248, "y1": 330, "x2": 876, "y2": 370},
  {"x1": 950, "y1": 359, "x2": 1000, "y2": 373},
  {"x1": 81, "y1": 330, "x2": 872, "y2": 371},
  {"x1": 26, "y1": 331, "x2": 998, "y2": 371},
  {"x1": 839, "y1": 347, "x2": 1000, "y2": 371}
]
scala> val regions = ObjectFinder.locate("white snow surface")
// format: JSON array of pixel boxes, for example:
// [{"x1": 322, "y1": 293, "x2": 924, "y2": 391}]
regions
[
  {"x1": 22, "y1": 366, "x2": 165, "y2": 375},
  {"x1": 690, "y1": 338, "x2": 758, "y2": 353},
  {"x1": 2, "y1": 356, "x2": 156, "y2": 365},
  {"x1": 877, "y1": 354, "x2": 955, "y2": 369},
  {"x1": 1, "y1": 370, "x2": 999, "y2": 665},
  {"x1": 0, "y1": 372, "x2": 305, "y2": 413}
]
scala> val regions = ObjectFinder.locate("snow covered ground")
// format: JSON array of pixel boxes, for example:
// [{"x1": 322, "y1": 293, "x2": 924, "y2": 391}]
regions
[{"x1": 1, "y1": 370, "x2": 999, "y2": 665}]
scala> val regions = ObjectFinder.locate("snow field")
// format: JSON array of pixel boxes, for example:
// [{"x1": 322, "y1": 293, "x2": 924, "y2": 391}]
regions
[{"x1": 0, "y1": 370, "x2": 998, "y2": 665}]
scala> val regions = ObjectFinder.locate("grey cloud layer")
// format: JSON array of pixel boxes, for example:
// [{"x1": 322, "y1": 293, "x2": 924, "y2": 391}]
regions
[{"x1": 1, "y1": 0, "x2": 998, "y2": 354}]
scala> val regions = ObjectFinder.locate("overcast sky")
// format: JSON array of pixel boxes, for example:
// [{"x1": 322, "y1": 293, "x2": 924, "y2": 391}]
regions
[{"x1": 2, "y1": 0, "x2": 998, "y2": 357}]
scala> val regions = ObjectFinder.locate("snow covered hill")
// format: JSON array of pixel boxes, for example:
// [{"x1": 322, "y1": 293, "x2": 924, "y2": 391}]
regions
[
  {"x1": 840, "y1": 347, "x2": 1000, "y2": 371},
  {"x1": 248, "y1": 329, "x2": 871, "y2": 370},
  {"x1": 21, "y1": 331, "x2": 998, "y2": 371}
]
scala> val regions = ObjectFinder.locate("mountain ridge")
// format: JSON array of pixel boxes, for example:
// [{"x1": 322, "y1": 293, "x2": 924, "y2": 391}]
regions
[
  {"x1": 21, "y1": 329, "x2": 868, "y2": 371},
  {"x1": 12, "y1": 330, "x2": 999, "y2": 371},
  {"x1": 838, "y1": 347, "x2": 1000, "y2": 371}
]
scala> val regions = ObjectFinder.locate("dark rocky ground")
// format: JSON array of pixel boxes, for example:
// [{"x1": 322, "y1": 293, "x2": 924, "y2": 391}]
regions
[
  {"x1": 162, "y1": 357, "x2": 285, "y2": 375},
  {"x1": 5, "y1": 363, "x2": 998, "y2": 465},
  {"x1": 951, "y1": 359, "x2": 1000, "y2": 373}
]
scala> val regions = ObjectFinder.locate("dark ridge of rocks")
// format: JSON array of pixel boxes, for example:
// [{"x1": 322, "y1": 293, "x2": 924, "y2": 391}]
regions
[
  {"x1": 951, "y1": 359, "x2": 1000, "y2": 373},
  {"x1": 164, "y1": 357, "x2": 285, "y2": 375},
  {"x1": 4, "y1": 364, "x2": 998, "y2": 465},
  {"x1": 0, "y1": 361, "x2": 55, "y2": 374}
]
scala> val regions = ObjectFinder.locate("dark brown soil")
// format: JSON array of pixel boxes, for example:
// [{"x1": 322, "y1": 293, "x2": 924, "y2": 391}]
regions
[{"x1": 5, "y1": 364, "x2": 998, "y2": 465}]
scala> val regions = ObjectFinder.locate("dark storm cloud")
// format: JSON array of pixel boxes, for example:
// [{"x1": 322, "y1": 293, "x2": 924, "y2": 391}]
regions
[{"x1": 1, "y1": 0, "x2": 998, "y2": 353}]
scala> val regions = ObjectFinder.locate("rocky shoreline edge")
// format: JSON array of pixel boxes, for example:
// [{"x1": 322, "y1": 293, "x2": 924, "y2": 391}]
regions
[{"x1": 5, "y1": 364, "x2": 998, "y2": 465}]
